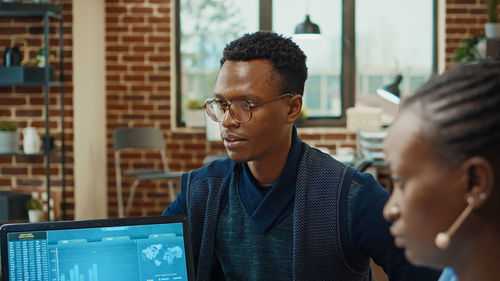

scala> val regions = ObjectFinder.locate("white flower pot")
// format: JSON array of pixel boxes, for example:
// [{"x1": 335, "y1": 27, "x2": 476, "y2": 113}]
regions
[
  {"x1": 28, "y1": 209, "x2": 43, "y2": 223},
  {"x1": 185, "y1": 110, "x2": 206, "y2": 128},
  {"x1": 0, "y1": 131, "x2": 19, "y2": 154},
  {"x1": 485, "y1": 23, "x2": 500, "y2": 38}
]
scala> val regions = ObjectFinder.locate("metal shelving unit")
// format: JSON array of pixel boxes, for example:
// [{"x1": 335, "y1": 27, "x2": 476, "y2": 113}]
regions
[{"x1": 0, "y1": 2, "x2": 66, "y2": 221}]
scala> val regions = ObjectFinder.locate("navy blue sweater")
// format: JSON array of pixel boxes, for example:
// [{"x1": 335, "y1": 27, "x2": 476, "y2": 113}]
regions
[{"x1": 164, "y1": 129, "x2": 439, "y2": 280}]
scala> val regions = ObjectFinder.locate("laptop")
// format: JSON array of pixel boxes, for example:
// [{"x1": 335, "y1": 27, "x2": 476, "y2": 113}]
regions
[{"x1": 0, "y1": 215, "x2": 195, "y2": 281}]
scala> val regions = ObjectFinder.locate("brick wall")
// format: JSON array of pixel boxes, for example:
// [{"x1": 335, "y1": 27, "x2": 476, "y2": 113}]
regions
[
  {"x1": 445, "y1": 0, "x2": 498, "y2": 68},
  {"x1": 1, "y1": 0, "x2": 489, "y2": 220},
  {"x1": 0, "y1": 0, "x2": 74, "y2": 220}
]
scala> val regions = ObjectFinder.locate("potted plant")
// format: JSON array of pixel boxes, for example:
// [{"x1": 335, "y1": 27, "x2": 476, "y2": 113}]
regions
[
  {"x1": 0, "y1": 120, "x2": 19, "y2": 154},
  {"x1": 184, "y1": 98, "x2": 206, "y2": 128},
  {"x1": 40, "y1": 133, "x2": 55, "y2": 152},
  {"x1": 453, "y1": 36, "x2": 481, "y2": 64},
  {"x1": 27, "y1": 198, "x2": 43, "y2": 223},
  {"x1": 486, "y1": 0, "x2": 500, "y2": 38}
]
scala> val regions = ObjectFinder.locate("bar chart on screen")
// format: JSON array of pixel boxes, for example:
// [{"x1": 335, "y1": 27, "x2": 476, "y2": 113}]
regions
[
  {"x1": 58, "y1": 264, "x2": 98, "y2": 281},
  {"x1": 48, "y1": 239, "x2": 140, "y2": 281}
]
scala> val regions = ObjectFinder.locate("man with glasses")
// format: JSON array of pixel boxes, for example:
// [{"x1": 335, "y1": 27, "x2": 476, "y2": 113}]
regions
[{"x1": 163, "y1": 32, "x2": 439, "y2": 280}]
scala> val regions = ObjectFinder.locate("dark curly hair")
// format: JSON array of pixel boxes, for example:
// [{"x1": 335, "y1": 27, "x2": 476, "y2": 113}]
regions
[
  {"x1": 403, "y1": 60, "x2": 500, "y2": 173},
  {"x1": 220, "y1": 31, "x2": 308, "y2": 96}
]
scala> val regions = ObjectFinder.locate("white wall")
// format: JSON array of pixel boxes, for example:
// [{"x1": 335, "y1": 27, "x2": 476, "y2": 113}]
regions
[{"x1": 72, "y1": 0, "x2": 107, "y2": 219}]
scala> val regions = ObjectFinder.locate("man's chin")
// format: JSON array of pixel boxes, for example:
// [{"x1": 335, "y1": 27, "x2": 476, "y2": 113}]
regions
[{"x1": 226, "y1": 151, "x2": 251, "y2": 163}]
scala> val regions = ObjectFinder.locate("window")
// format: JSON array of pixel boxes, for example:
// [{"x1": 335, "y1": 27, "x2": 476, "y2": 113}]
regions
[
  {"x1": 356, "y1": 0, "x2": 435, "y2": 116},
  {"x1": 175, "y1": 0, "x2": 436, "y2": 127}
]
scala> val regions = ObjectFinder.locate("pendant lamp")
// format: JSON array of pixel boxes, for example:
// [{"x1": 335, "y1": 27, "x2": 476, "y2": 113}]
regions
[{"x1": 295, "y1": 14, "x2": 321, "y2": 34}]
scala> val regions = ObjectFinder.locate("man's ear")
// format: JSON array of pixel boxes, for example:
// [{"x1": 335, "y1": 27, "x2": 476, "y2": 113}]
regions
[
  {"x1": 287, "y1": 95, "x2": 302, "y2": 124},
  {"x1": 462, "y1": 156, "x2": 495, "y2": 208}
]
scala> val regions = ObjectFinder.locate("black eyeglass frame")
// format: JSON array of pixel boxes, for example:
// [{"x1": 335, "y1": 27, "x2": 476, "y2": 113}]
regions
[{"x1": 204, "y1": 93, "x2": 295, "y2": 124}]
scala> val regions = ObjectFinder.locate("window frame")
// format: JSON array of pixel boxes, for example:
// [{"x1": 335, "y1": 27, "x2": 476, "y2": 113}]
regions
[{"x1": 175, "y1": 0, "x2": 437, "y2": 128}]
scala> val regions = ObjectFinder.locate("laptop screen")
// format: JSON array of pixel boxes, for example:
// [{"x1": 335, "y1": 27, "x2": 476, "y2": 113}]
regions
[{"x1": 0, "y1": 216, "x2": 195, "y2": 281}]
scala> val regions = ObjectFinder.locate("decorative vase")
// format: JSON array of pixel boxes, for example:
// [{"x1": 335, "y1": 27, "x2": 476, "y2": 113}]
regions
[
  {"x1": 28, "y1": 209, "x2": 43, "y2": 223},
  {"x1": 0, "y1": 131, "x2": 19, "y2": 154},
  {"x1": 485, "y1": 23, "x2": 500, "y2": 38},
  {"x1": 23, "y1": 127, "x2": 41, "y2": 154}
]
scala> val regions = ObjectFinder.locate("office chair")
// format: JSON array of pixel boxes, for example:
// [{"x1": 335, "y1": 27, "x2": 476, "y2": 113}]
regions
[
  {"x1": 354, "y1": 128, "x2": 387, "y2": 173},
  {"x1": 114, "y1": 127, "x2": 183, "y2": 218}
]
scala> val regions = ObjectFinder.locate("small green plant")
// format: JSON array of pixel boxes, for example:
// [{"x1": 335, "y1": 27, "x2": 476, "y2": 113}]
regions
[
  {"x1": 27, "y1": 198, "x2": 43, "y2": 210},
  {"x1": 186, "y1": 98, "x2": 205, "y2": 110},
  {"x1": 487, "y1": 0, "x2": 498, "y2": 23},
  {"x1": 0, "y1": 121, "x2": 17, "y2": 132},
  {"x1": 453, "y1": 36, "x2": 481, "y2": 64},
  {"x1": 297, "y1": 108, "x2": 308, "y2": 121}
]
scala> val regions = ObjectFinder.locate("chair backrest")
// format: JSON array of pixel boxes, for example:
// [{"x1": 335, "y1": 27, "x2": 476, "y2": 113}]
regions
[
  {"x1": 356, "y1": 129, "x2": 387, "y2": 162},
  {"x1": 114, "y1": 127, "x2": 165, "y2": 151}
]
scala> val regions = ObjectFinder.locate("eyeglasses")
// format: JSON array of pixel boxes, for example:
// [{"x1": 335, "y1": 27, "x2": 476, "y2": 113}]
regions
[{"x1": 204, "y1": 93, "x2": 294, "y2": 124}]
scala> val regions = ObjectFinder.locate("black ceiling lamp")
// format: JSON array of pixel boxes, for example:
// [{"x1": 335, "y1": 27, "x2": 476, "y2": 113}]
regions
[
  {"x1": 376, "y1": 75, "x2": 403, "y2": 104},
  {"x1": 294, "y1": 14, "x2": 321, "y2": 35}
]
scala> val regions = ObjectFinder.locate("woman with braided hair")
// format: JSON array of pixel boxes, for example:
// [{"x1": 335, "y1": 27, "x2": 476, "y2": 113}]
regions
[{"x1": 382, "y1": 60, "x2": 500, "y2": 281}]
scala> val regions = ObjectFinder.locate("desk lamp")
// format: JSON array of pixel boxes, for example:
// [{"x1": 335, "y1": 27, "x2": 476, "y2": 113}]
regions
[{"x1": 376, "y1": 75, "x2": 403, "y2": 104}]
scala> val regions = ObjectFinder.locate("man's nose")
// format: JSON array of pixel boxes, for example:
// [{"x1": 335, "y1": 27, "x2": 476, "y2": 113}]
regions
[{"x1": 221, "y1": 109, "x2": 239, "y2": 128}]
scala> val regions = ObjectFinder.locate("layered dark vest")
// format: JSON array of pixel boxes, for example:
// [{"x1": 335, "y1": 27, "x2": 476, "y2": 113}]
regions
[{"x1": 183, "y1": 144, "x2": 371, "y2": 281}]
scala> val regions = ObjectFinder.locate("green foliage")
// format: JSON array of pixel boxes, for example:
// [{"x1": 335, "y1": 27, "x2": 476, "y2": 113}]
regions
[
  {"x1": 27, "y1": 198, "x2": 43, "y2": 210},
  {"x1": 297, "y1": 108, "x2": 308, "y2": 121},
  {"x1": 186, "y1": 98, "x2": 205, "y2": 110},
  {"x1": 0, "y1": 121, "x2": 17, "y2": 132},
  {"x1": 487, "y1": 0, "x2": 498, "y2": 23},
  {"x1": 453, "y1": 37, "x2": 481, "y2": 64}
]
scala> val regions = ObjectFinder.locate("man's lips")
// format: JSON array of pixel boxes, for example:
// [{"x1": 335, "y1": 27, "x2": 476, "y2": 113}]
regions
[
  {"x1": 221, "y1": 134, "x2": 247, "y2": 149},
  {"x1": 221, "y1": 134, "x2": 246, "y2": 141}
]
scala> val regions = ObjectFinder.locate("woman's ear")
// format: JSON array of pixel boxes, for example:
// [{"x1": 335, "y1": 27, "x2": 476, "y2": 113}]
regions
[
  {"x1": 463, "y1": 156, "x2": 494, "y2": 208},
  {"x1": 287, "y1": 95, "x2": 302, "y2": 124}
]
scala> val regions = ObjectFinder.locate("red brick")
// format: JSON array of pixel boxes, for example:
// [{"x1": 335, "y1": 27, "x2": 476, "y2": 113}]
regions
[
  {"x1": 0, "y1": 27, "x2": 27, "y2": 34},
  {"x1": 149, "y1": 114, "x2": 170, "y2": 120},
  {"x1": 123, "y1": 55, "x2": 145, "y2": 62},
  {"x1": 157, "y1": 8, "x2": 170, "y2": 14},
  {"x1": 131, "y1": 7, "x2": 154, "y2": 13},
  {"x1": 16, "y1": 109, "x2": 42, "y2": 117},
  {"x1": 149, "y1": 36, "x2": 169, "y2": 43},
  {"x1": 107, "y1": 65, "x2": 127, "y2": 71},
  {"x1": 122, "y1": 16, "x2": 144, "y2": 23},
  {"x1": 1, "y1": 168, "x2": 28, "y2": 175},
  {"x1": 16, "y1": 179, "x2": 43, "y2": 187},
  {"x1": 149, "y1": 95, "x2": 169, "y2": 101},
  {"x1": 124, "y1": 75, "x2": 145, "y2": 81},
  {"x1": 106, "y1": 17, "x2": 119, "y2": 24},
  {"x1": 0, "y1": 97, "x2": 26, "y2": 105},
  {"x1": 446, "y1": 8, "x2": 467, "y2": 13},
  {"x1": 131, "y1": 65, "x2": 154, "y2": 71},
  {"x1": 131, "y1": 85, "x2": 154, "y2": 91},
  {"x1": 0, "y1": 178, "x2": 12, "y2": 186},
  {"x1": 0, "y1": 156, "x2": 13, "y2": 164},
  {"x1": 32, "y1": 167, "x2": 59, "y2": 176},
  {"x1": 122, "y1": 36, "x2": 144, "y2": 42},
  {"x1": 106, "y1": 6, "x2": 127, "y2": 13},
  {"x1": 122, "y1": 114, "x2": 145, "y2": 119},
  {"x1": 132, "y1": 104, "x2": 154, "y2": 110},
  {"x1": 132, "y1": 26, "x2": 154, "y2": 32}
]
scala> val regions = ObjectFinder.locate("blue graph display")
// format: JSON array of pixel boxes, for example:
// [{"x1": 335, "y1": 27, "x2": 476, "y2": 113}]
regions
[{"x1": 7, "y1": 223, "x2": 189, "y2": 281}]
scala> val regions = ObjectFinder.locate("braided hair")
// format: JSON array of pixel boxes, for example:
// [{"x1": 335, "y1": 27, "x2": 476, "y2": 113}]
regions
[
  {"x1": 402, "y1": 60, "x2": 500, "y2": 172},
  {"x1": 220, "y1": 31, "x2": 308, "y2": 96}
]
